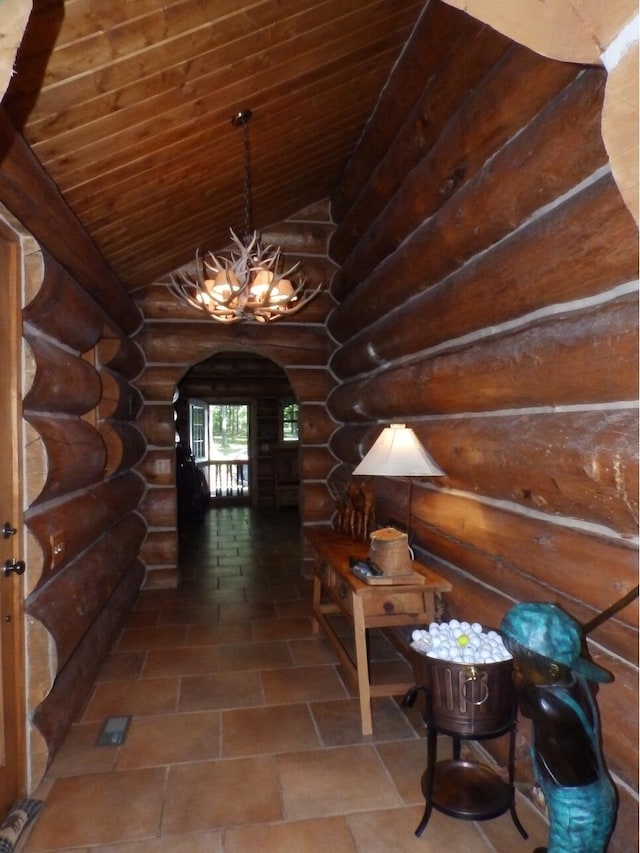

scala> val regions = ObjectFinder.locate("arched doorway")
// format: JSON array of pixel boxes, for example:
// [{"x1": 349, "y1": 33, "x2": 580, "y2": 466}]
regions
[{"x1": 175, "y1": 351, "x2": 301, "y2": 515}]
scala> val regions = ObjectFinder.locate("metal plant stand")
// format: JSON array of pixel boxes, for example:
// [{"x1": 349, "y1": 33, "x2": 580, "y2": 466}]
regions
[{"x1": 404, "y1": 683, "x2": 528, "y2": 840}]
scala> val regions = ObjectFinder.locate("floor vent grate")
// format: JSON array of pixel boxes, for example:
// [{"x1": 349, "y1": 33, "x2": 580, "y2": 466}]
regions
[{"x1": 96, "y1": 715, "x2": 131, "y2": 746}]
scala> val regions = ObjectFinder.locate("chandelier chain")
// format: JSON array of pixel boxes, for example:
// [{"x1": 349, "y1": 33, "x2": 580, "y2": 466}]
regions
[{"x1": 241, "y1": 118, "x2": 253, "y2": 244}]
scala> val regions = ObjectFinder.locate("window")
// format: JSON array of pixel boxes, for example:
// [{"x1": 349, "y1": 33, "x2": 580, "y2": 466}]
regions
[
  {"x1": 281, "y1": 401, "x2": 299, "y2": 443},
  {"x1": 208, "y1": 404, "x2": 249, "y2": 457},
  {"x1": 189, "y1": 403, "x2": 207, "y2": 460}
]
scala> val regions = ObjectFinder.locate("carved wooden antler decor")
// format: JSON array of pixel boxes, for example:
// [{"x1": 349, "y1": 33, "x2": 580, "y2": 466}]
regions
[{"x1": 330, "y1": 479, "x2": 376, "y2": 541}]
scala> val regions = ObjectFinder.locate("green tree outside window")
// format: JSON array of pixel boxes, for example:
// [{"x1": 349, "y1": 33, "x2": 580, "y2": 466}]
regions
[{"x1": 281, "y1": 401, "x2": 299, "y2": 442}]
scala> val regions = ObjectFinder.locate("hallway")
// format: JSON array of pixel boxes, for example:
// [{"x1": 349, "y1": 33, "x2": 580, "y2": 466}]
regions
[{"x1": 20, "y1": 507, "x2": 548, "y2": 852}]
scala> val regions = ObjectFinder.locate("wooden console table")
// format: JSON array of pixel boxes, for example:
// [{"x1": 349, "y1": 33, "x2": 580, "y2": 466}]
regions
[{"x1": 306, "y1": 527, "x2": 452, "y2": 735}]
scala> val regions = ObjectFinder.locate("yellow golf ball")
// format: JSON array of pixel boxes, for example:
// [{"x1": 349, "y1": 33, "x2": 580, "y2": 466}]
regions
[{"x1": 457, "y1": 634, "x2": 470, "y2": 647}]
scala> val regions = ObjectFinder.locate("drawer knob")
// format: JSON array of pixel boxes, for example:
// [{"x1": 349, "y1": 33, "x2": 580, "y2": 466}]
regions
[{"x1": 383, "y1": 600, "x2": 395, "y2": 614}]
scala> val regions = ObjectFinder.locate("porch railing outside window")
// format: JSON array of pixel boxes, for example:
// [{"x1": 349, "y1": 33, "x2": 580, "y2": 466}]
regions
[
  {"x1": 201, "y1": 459, "x2": 249, "y2": 498},
  {"x1": 188, "y1": 402, "x2": 250, "y2": 501}
]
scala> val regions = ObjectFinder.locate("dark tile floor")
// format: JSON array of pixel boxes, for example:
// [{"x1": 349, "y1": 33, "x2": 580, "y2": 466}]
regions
[{"x1": 19, "y1": 506, "x2": 548, "y2": 851}]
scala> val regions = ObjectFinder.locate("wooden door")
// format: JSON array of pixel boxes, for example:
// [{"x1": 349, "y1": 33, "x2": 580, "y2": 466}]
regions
[{"x1": 0, "y1": 232, "x2": 25, "y2": 816}]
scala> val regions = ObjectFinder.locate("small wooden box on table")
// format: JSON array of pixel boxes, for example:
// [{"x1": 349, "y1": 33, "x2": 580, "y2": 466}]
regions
[{"x1": 306, "y1": 527, "x2": 452, "y2": 735}]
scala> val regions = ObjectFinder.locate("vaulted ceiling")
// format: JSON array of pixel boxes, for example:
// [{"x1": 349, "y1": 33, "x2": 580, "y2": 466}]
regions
[{"x1": 3, "y1": 0, "x2": 425, "y2": 291}]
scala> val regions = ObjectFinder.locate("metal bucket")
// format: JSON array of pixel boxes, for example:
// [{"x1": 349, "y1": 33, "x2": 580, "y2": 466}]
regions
[{"x1": 409, "y1": 648, "x2": 515, "y2": 736}]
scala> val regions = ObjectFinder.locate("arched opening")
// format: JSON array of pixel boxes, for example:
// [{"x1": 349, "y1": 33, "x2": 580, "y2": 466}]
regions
[{"x1": 173, "y1": 351, "x2": 302, "y2": 569}]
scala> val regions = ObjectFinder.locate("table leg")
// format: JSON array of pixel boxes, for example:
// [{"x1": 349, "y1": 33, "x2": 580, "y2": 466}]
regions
[{"x1": 352, "y1": 594, "x2": 373, "y2": 736}]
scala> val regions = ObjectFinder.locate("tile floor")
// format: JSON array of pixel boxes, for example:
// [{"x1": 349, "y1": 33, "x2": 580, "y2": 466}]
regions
[{"x1": 19, "y1": 506, "x2": 549, "y2": 852}]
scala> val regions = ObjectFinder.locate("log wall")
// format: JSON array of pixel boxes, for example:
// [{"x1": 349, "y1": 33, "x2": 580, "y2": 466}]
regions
[
  {"x1": 326, "y1": 4, "x2": 638, "y2": 850},
  {"x1": 133, "y1": 201, "x2": 339, "y2": 587},
  {"x1": 0, "y1": 113, "x2": 145, "y2": 788},
  {"x1": 21, "y1": 245, "x2": 147, "y2": 778}
]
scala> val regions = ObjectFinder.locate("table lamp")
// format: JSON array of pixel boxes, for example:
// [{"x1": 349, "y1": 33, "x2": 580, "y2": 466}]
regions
[{"x1": 352, "y1": 423, "x2": 444, "y2": 542}]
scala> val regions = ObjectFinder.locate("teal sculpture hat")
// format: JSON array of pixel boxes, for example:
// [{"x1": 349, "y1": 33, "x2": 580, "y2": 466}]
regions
[{"x1": 500, "y1": 602, "x2": 613, "y2": 683}]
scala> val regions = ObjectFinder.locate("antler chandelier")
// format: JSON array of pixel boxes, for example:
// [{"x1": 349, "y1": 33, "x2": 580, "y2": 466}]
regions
[{"x1": 170, "y1": 109, "x2": 322, "y2": 323}]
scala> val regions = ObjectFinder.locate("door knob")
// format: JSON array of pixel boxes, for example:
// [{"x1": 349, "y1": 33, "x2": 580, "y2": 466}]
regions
[
  {"x1": 3, "y1": 559, "x2": 25, "y2": 577},
  {"x1": 2, "y1": 522, "x2": 17, "y2": 539}
]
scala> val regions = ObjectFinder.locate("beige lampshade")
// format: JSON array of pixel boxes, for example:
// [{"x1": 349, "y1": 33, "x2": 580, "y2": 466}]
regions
[
  {"x1": 250, "y1": 268, "x2": 274, "y2": 300},
  {"x1": 206, "y1": 269, "x2": 239, "y2": 302},
  {"x1": 352, "y1": 424, "x2": 444, "y2": 476},
  {"x1": 272, "y1": 279, "x2": 295, "y2": 303}
]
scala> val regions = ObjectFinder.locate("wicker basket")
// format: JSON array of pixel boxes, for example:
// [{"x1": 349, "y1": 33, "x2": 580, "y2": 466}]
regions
[
  {"x1": 369, "y1": 527, "x2": 412, "y2": 576},
  {"x1": 409, "y1": 646, "x2": 515, "y2": 736}
]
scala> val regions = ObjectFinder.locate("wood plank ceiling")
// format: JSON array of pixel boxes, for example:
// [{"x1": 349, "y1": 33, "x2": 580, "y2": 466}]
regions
[{"x1": 3, "y1": 0, "x2": 426, "y2": 291}]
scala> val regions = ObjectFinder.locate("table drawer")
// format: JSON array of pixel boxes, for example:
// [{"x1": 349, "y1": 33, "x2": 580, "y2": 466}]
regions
[
  {"x1": 331, "y1": 576, "x2": 353, "y2": 614},
  {"x1": 362, "y1": 589, "x2": 427, "y2": 618},
  {"x1": 314, "y1": 560, "x2": 353, "y2": 615}
]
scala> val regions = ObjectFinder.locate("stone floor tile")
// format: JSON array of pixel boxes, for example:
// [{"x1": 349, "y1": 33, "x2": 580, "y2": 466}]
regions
[
  {"x1": 218, "y1": 601, "x2": 278, "y2": 621},
  {"x1": 288, "y1": 636, "x2": 339, "y2": 666},
  {"x1": 251, "y1": 616, "x2": 315, "y2": 641},
  {"x1": 224, "y1": 816, "x2": 357, "y2": 853},
  {"x1": 277, "y1": 744, "x2": 403, "y2": 820},
  {"x1": 261, "y1": 664, "x2": 347, "y2": 704},
  {"x1": 94, "y1": 830, "x2": 224, "y2": 852},
  {"x1": 45, "y1": 722, "x2": 118, "y2": 778},
  {"x1": 178, "y1": 670, "x2": 264, "y2": 711},
  {"x1": 24, "y1": 769, "x2": 166, "y2": 850},
  {"x1": 96, "y1": 650, "x2": 146, "y2": 682},
  {"x1": 274, "y1": 598, "x2": 314, "y2": 619},
  {"x1": 222, "y1": 703, "x2": 320, "y2": 757},
  {"x1": 116, "y1": 624, "x2": 188, "y2": 651},
  {"x1": 375, "y1": 738, "x2": 435, "y2": 804},
  {"x1": 211, "y1": 639, "x2": 295, "y2": 671},
  {"x1": 142, "y1": 645, "x2": 220, "y2": 678},
  {"x1": 116, "y1": 710, "x2": 221, "y2": 768},
  {"x1": 311, "y1": 696, "x2": 417, "y2": 746},
  {"x1": 186, "y1": 621, "x2": 252, "y2": 646},
  {"x1": 346, "y1": 804, "x2": 494, "y2": 852},
  {"x1": 81, "y1": 678, "x2": 180, "y2": 722},
  {"x1": 162, "y1": 757, "x2": 282, "y2": 833}
]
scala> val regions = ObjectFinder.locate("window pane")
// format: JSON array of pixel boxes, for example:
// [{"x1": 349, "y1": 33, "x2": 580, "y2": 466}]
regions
[
  {"x1": 281, "y1": 402, "x2": 299, "y2": 442},
  {"x1": 190, "y1": 404, "x2": 207, "y2": 459}
]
